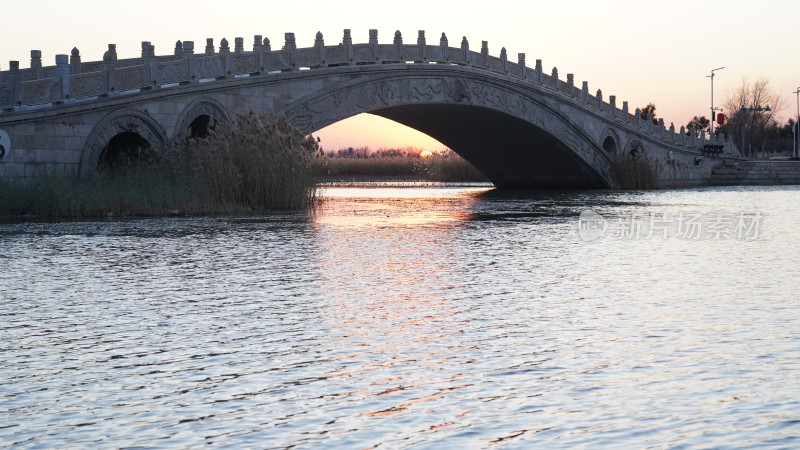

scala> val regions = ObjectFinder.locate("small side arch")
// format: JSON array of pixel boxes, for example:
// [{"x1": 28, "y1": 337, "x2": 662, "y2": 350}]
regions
[
  {"x1": 623, "y1": 139, "x2": 646, "y2": 159},
  {"x1": 600, "y1": 127, "x2": 621, "y2": 156},
  {"x1": 174, "y1": 98, "x2": 231, "y2": 140},
  {"x1": 80, "y1": 108, "x2": 167, "y2": 177}
]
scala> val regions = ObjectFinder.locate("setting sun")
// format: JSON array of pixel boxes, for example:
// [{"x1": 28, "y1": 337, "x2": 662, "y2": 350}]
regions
[{"x1": 419, "y1": 150, "x2": 433, "y2": 158}]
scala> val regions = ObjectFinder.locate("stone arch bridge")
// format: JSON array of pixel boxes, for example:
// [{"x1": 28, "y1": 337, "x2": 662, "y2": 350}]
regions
[{"x1": 0, "y1": 29, "x2": 734, "y2": 188}]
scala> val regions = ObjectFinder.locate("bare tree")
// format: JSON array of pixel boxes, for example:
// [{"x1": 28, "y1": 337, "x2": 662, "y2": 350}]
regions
[{"x1": 723, "y1": 78, "x2": 784, "y2": 157}]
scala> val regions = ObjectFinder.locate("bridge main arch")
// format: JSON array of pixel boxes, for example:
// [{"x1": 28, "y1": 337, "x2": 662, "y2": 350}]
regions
[{"x1": 283, "y1": 71, "x2": 613, "y2": 188}]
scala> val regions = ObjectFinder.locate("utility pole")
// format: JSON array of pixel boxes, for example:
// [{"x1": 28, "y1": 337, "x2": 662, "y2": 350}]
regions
[
  {"x1": 708, "y1": 67, "x2": 725, "y2": 135},
  {"x1": 794, "y1": 87, "x2": 800, "y2": 158}
]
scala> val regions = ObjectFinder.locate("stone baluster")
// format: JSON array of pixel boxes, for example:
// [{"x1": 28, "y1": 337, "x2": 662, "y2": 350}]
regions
[
  {"x1": 103, "y1": 48, "x2": 116, "y2": 92},
  {"x1": 8, "y1": 61, "x2": 21, "y2": 106},
  {"x1": 669, "y1": 122, "x2": 676, "y2": 142},
  {"x1": 680, "y1": 125, "x2": 686, "y2": 145},
  {"x1": 500, "y1": 48, "x2": 508, "y2": 73},
  {"x1": 551, "y1": 67, "x2": 559, "y2": 91},
  {"x1": 220, "y1": 38, "x2": 232, "y2": 75},
  {"x1": 700, "y1": 130, "x2": 706, "y2": 144},
  {"x1": 688, "y1": 127, "x2": 696, "y2": 147},
  {"x1": 142, "y1": 42, "x2": 155, "y2": 60},
  {"x1": 284, "y1": 33, "x2": 297, "y2": 68},
  {"x1": 622, "y1": 101, "x2": 629, "y2": 122},
  {"x1": 658, "y1": 119, "x2": 665, "y2": 139},
  {"x1": 368, "y1": 29, "x2": 379, "y2": 62},
  {"x1": 108, "y1": 44, "x2": 118, "y2": 61},
  {"x1": 460, "y1": 37, "x2": 469, "y2": 65},
  {"x1": 174, "y1": 40, "x2": 183, "y2": 57},
  {"x1": 205, "y1": 38, "x2": 215, "y2": 55},
  {"x1": 343, "y1": 29, "x2": 353, "y2": 64},
  {"x1": 518, "y1": 53, "x2": 526, "y2": 78},
  {"x1": 566, "y1": 74, "x2": 574, "y2": 97},
  {"x1": 141, "y1": 42, "x2": 156, "y2": 87},
  {"x1": 635, "y1": 108, "x2": 642, "y2": 128},
  {"x1": 31, "y1": 51, "x2": 43, "y2": 80},
  {"x1": 70, "y1": 48, "x2": 81, "y2": 75},
  {"x1": 183, "y1": 41, "x2": 196, "y2": 80},
  {"x1": 647, "y1": 111, "x2": 654, "y2": 133},
  {"x1": 394, "y1": 31, "x2": 403, "y2": 62},
  {"x1": 440, "y1": 33, "x2": 449, "y2": 62},
  {"x1": 417, "y1": 30, "x2": 427, "y2": 62},
  {"x1": 480, "y1": 41, "x2": 488, "y2": 68},
  {"x1": 610, "y1": 95, "x2": 617, "y2": 117},
  {"x1": 233, "y1": 37, "x2": 243, "y2": 55},
  {"x1": 581, "y1": 81, "x2": 589, "y2": 103},
  {"x1": 596, "y1": 89, "x2": 603, "y2": 111},
  {"x1": 535, "y1": 59, "x2": 543, "y2": 84},
  {"x1": 55, "y1": 54, "x2": 70, "y2": 100},
  {"x1": 264, "y1": 37, "x2": 271, "y2": 52},
  {"x1": 314, "y1": 31, "x2": 326, "y2": 66},
  {"x1": 253, "y1": 35, "x2": 264, "y2": 71}
]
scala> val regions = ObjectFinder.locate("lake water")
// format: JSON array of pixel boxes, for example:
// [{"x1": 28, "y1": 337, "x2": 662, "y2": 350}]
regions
[{"x1": 2, "y1": 184, "x2": 799, "y2": 448}]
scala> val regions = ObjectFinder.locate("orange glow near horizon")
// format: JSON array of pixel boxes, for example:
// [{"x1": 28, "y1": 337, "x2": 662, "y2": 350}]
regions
[{"x1": 314, "y1": 113, "x2": 448, "y2": 152}]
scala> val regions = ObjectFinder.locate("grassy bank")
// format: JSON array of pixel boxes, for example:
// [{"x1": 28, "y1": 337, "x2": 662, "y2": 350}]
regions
[{"x1": 0, "y1": 113, "x2": 320, "y2": 220}]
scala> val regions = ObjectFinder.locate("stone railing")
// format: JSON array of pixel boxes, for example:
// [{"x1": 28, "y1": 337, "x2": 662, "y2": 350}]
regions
[{"x1": 0, "y1": 29, "x2": 725, "y2": 152}]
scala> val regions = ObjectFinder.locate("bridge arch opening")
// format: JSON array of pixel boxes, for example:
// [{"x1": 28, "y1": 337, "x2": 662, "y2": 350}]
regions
[
  {"x1": 97, "y1": 131, "x2": 156, "y2": 172},
  {"x1": 188, "y1": 114, "x2": 217, "y2": 139},
  {"x1": 602, "y1": 136, "x2": 618, "y2": 154}
]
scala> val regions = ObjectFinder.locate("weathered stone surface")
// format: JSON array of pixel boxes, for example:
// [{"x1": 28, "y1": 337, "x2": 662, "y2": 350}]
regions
[{"x1": 0, "y1": 30, "x2": 738, "y2": 186}]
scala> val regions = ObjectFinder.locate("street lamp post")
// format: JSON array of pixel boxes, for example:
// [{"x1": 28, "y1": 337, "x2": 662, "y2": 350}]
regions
[{"x1": 708, "y1": 67, "x2": 725, "y2": 135}]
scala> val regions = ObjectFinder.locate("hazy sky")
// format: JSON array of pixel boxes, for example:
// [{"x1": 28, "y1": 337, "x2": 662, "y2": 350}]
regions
[{"x1": 3, "y1": 0, "x2": 798, "y2": 150}]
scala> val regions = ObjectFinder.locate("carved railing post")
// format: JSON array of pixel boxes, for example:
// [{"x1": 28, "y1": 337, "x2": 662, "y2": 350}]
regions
[
  {"x1": 581, "y1": 81, "x2": 589, "y2": 103},
  {"x1": 417, "y1": 30, "x2": 426, "y2": 62},
  {"x1": 264, "y1": 37, "x2": 271, "y2": 52},
  {"x1": 220, "y1": 38, "x2": 232, "y2": 75},
  {"x1": 183, "y1": 41, "x2": 196, "y2": 80},
  {"x1": 658, "y1": 118, "x2": 665, "y2": 138},
  {"x1": 622, "y1": 101, "x2": 629, "y2": 122},
  {"x1": 343, "y1": 29, "x2": 353, "y2": 64},
  {"x1": 518, "y1": 53, "x2": 526, "y2": 78},
  {"x1": 689, "y1": 127, "x2": 696, "y2": 147},
  {"x1": 647, "y1": 111, "x2": 655, "y2": 133},
  {"x1": 596, "y1": 89, "x2": 603, "y2": 111},
  {"x1": 680, "y1": 125, "x2": 686, "y2": 145},
  {"x1": 205, "y1": 38, "x2": 215, "y2": 56},
  {"x1": 174, "y1": 40, "x2": 183, "y2": 57},
  {"x1": 55, "y1": 54, "x2": 70, "y2": 99},
  {"x1": 8, "y1": 61, "x2": 21, "y2": 106},
  {"x1": 535, "y1": 59, "x2": 543, "y2": 84},
  {"x1": 460, "y1": 37, "x2": 469, "y2": 65},
  {"x1": 315, "y1": 31, "x2": 326, "y2": 66},
  {"x1": 480, "y1": 41, "x2": 489, "y2": 68},
  {"x1": 234, "y1": 37, "x2": 244, "y2": 55},
  {"x1": 700, "y1": 130, "x2": 706, "y2": 144},
  {"x1": 551, "y1": 67, "x2": 559, "y2": 91},
  {"x1": 610, "y1": 95, "x2": 618, "y2": 117},
  {"x1": 500, "y1": 47, "x2": 508, "y2": 73},
  {"x1": 31, "y1": 51, "x2": 43, "y2": 80},
  {"x1": 669, "y1": 123, "x2": 676, "y2": 142},
  {"x1": 253, "y1": 35, "x2": 264, "y2": 71},
  {"x1": 70, "y1": 48, "x2": 81, "y2": 75},
  {"x1": 440, "y1": 33, "x2": 449, "y2": 62},
  {"x1": 394, "y1": 30, "x2": 403, "y2": 62},
  {"x1": 636, "y1": 108, "x2": 643, "y2": 128},
  {"x1": 567, "y1": 73, "x2": 574, "y2": 97},
  {"x1": 285, "y1": 33, "x2": 297, "y2": 68},
  {"x1": 141, "y1": 42, "x2": 156, "y2": 87},
  {"x1": 368, "y1": 29, "x2": 379, "y2": 62},
  {"x1": 103, "y1": 47, "x2": 116, "y2": 92}
]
